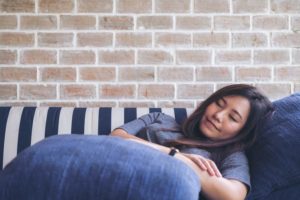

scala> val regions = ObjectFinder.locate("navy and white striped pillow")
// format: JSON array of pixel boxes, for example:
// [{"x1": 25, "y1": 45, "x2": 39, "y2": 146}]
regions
[{"x1": 0, "y1": 107, "x2": 192, "y2": 169}]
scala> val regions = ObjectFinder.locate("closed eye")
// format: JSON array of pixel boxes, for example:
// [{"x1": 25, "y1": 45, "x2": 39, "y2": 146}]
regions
[
  {"x1": 229, "y1": 115, "x2": 238, "y2": 122},
  {"x1": 215, "y1": 98, "x2": 226, "y2": 107},
  {"x1": 215, "y1": 100, "x2": 221, "y2": 107}
]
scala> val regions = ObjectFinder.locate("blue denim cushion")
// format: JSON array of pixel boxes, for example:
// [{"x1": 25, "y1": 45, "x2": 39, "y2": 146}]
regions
[
  {"x1": 0, "y1": 135, "x2": 200, "y2": 200},
  {"x1": 246, "y1": 93, "x2": 300, "y2": 200}
]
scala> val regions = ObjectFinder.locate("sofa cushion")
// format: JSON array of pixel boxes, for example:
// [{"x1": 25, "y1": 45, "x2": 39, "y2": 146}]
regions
[
  {"x1": 0, "y1": 135, "x2": 200, "y2": 200},
  {"x1": 0, "y1": 107, "x2": 192, "y2": 170},
  {"x1": 246, "y1": 93, "x2": 300, "y2": 200},
  {"x1": 264, "y1": 184, "x2": 300, "y2": 200}
]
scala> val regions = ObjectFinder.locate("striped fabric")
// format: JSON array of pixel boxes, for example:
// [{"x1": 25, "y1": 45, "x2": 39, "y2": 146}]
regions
[{"x1": 0, "y1": 107, "x2": 193, "y2": 170}]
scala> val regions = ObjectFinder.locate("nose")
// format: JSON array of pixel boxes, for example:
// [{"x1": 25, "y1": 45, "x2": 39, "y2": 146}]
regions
[{"x1": 212, "y1": 110, "x2": 225, "y2": 123}]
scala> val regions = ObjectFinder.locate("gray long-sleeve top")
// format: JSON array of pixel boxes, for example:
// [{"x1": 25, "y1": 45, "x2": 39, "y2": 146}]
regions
[{"x1": 118, "y1": 112, "x2": 251, "y2": 190}]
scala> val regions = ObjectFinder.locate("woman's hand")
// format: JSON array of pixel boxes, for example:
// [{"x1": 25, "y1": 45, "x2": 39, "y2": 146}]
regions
[{"x1": 182, "y1": 153, "x2": 222, "y2": 177}]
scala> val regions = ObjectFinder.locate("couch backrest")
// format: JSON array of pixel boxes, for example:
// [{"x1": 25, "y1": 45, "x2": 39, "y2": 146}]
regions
[{"x1": 0, "y1": 107, "x2": 193, "y2": 170}]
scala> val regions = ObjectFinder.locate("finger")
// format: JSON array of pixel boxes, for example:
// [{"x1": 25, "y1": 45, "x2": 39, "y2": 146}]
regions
[
  {"x1": 194, "y1": 158, "x2": 208, "y2": 171},
  {"x1": 201, "y1": 159, "x2": 216, "y2": 176},
  {"x1": 189, "y1": 156, "x2": 207, "y2": 171},
  {"x1": 187, "y1": 155, "x2": 208, "y2": 171},
  {"x1": 209, "y1": 161, "x2": 222, "y2": 177}
]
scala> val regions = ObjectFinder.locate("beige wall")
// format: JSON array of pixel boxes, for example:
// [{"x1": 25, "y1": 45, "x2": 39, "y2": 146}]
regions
[{"x1": 0, "y1": 0, "x2": 300, "y2": 107}]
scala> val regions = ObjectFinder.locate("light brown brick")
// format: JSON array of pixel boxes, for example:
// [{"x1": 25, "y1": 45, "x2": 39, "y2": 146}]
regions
[
  {"x1": 117, "y1": 0, "x2": 152, "y2": 13},
  {"x1": 272, "y1": 33, "x2": 300, "y2": 48},
  {"x1": 292, "y1": 16, "x2": 300, "y2": 31},
  {"x1": 60, "y1": 84, "x2": 96, "y2": 99},
  {"x1": 0, "y1": 32, "x2": 34, "y2": 47},
  {"x1": 158, "y1": 101, "x2": 194, "y2": 108},
  {"x1": 60, "y1": 50, "x2": 95, "y2": 65},
  {"x1": 116, "y1": 33, "x2": 151, "y2": 47},
  {"x1": 216, "y1": 83, "x2": 249, "y2": 91},
  {"x1": 233, "y1": 0, "x2": 268, "y2": 13},
  {"x1": 155, "y1": 0, "x2": 190, "y2": 13},
  {"x1": 0, "y1": 84, "x2": 17, "y2": 100},
  {"x1": 40, "y1": 101, "x2": 77, "y2": 107},
  {"x1": 0, "y1": 15, "x2": 17, "y2": 29},
  {"x1": 215, "y1": 50, "x2": 251, "y2": 64},
  {"x1": 119, "y1": 101, "x2": 155, "y2": 108},
  {"x1": 253, "y1": 16, "x2": 288, "y2": 30},
  {"x1": 40, "y1": 67, "x2": 76, "y2": 82},
  {"x1": 292, "y1": 49, "x2": 300, "y2": 64},
  {"x1": 138, "y1": 50, "x2": 173, "y2": 64},
  {"x1": 0, "y1": 0, "x2": 35, "y2": 12},
  {"x1": 80, "y1": 67, "x2": 116, "y2": 81},
  {"x1": 176, "y1": 16, "x2": 211, "y2": 30},
  {"x1": 255, "y1": 83, "x2": 291, "y2": 100},
  {"x1": 193, "y1": 32, "x2": 229, "y2": 48},
  {"x1": 176, "y1": 50, "x2": 211, "y2": 65},
  {"x1": 158, "y1": 67, "x2": 193, "y2": 81},
  {"x1": 119, "y1": 67, "x2": 154, "y2": 81},
  {"x1": 177, "y1": 84, "x2": 214, "y2": 99},
  {"x1": 99, "y1": 84, "x2": 136, "y2": 99},
  {"x1": 38, "y1": 32, "x2": 73, "y2": 47},
  {"x1": 275, "y1": 66, "x2": 300, "y2": 81},
  {"x1": 0, "y1": 50, "x2": 17, "y2": 64},
  {"x1": 232, "y1": 33, "x2": 268, "y2": 48},
  {"x1": 137, "y1": 16, "x2": 173, "y2": 30},
  {"x1": 271, "y1": 0, "x2": 300, "y2": 13},
  {"x1": 21, "y1": 50, "x2": 57, "y2": 64},
  {"x1": 214, "y1": 16, "x2": 250, "y2": 30},
  {"x1": 155, "y1": 33, "x2": 191, "y2": 48},
  {"x1": 77, "y1": 33, "x2": 112, "y2": 47},
  {"x1": 194, "y1": 0, "x2": 229, "y2": 13},
  {"x1": 78, "y1": 0, "x2": 112, "y2": 13},
  {"x1": 0, "y1": 67, "x2": 36, "y2": 82},
  {"x1": 20, "y1": 84, "x2": 56, "y2": 100},
  {"x1": 60, "y1": 15, "x2": 96, "y2": 30},
  {"x1": 21, "y1": 16, "x2": 57, "y2": 30},
  {"x1": 236, "y1": 67, "x2": 271, "y2": 81},
  {"x1": 254, "y1": 50, "x2": 289, "y2": 64},
  {"x1": 78, "y1": 101, "x2": 116, "y2": 107},
  {"x1": 138, "y1": 84, "x2": 174, "y2": 99},
  {"x1": 99, "y1": 16, "x2": 133, "y2": 30},
  {"x1": 98, "y1": 50, "x2": 134, "y2": 65},
  {"x1": 39, "y1": 0, "x2": 74, "y2": 13},
  {"x1": 196, "y1": 67, "x2": 232, "y2": 81}
]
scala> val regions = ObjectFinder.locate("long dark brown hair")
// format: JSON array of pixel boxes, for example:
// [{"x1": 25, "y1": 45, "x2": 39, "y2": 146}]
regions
[{"x1": 167, "y1": 84, "x2": 274, "y2": 155}]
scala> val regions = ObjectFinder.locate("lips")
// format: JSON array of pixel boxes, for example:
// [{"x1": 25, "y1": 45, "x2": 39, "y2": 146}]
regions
[{"x1": 205, "y1": 117, "x2": 220, "y2": 132}]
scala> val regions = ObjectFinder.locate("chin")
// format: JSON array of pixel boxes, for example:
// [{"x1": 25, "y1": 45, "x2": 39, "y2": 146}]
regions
[{"x1": 200, "y1": 124, "x2": 216, "y2": 140}]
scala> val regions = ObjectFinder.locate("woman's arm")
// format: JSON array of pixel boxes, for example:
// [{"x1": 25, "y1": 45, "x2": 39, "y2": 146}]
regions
[
  {"x1": 198, "y1": 171, "x2": 247, "y2": 200},
  {"x1": 111, "y1": 129, "x2": 248, "y2": 200},
  {"x1": 182, "y1": 153, "x2": 248, "y2": 200},
  {"x1": 114, "y1": 112, "x2": 164, "y2": 136}
]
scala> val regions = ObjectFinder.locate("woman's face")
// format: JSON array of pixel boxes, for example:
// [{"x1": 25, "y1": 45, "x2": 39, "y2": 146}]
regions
[{"x1": 199, "y1": 95, "x2": 250, "y2": 141}]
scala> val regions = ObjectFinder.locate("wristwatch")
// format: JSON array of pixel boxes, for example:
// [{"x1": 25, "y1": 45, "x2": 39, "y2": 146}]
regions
[{"x1": 168, "y1": 147, "x2": 179, "y2": 156}]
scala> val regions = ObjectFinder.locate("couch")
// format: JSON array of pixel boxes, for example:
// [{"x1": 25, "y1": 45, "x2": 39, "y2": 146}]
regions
[{"x1": 0, "y1": 93, "x2": 300, "y2": 200}]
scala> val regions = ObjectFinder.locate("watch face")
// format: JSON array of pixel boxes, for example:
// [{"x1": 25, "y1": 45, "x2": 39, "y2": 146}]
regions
[{"x1": 169, "y1": 147, "x2": 179, "y2": 156}]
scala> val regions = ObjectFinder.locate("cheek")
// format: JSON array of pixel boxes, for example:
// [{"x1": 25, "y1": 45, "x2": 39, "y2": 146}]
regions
[
  {"x1": 224, "y1": 123, "x2": 243, "y2": 137},
  {"x1": 205, "y1": 104, "x2": 216, "y2": 115}
]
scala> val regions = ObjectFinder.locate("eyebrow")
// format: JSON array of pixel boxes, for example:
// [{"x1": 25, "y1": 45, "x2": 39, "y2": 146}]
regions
[{"x1": 221, "y1": 98, "x2": 243, "y2": 120}]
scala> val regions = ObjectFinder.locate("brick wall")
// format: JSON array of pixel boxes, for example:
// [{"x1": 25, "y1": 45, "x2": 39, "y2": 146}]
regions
[{"x1": 0, "y1": 0, "x2": 300, "y2": 108}]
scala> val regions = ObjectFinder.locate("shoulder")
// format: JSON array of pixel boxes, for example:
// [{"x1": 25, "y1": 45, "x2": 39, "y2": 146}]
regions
[
  {"x1": 225, "y1": 151, "x2": 248, "y2": 160},
  {"x1": 149, "y1": 112, "x2": 178, "y2": 124},
  {"x1": 220, "y1": 151, "x2": 251, "y2": 191},
  {"x1": 220, "y1": 151, "x2": 249, "y2": 172}
]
